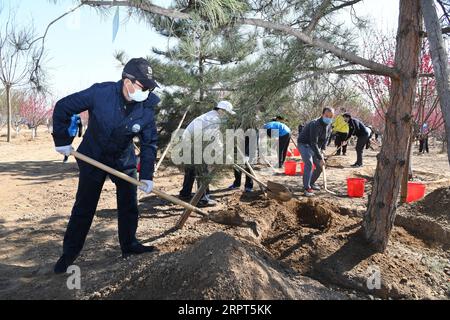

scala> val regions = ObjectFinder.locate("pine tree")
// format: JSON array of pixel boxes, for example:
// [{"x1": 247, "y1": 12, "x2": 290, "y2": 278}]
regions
[{"x1": 145, "y1": 10, "x2": 257, "y2": 146}]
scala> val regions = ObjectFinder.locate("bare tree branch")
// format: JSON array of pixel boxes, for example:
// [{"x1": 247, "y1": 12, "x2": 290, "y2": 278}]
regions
[
  {"x1": 304, "y1": 0, "x2": 332, "y2": 34},
  {"x1": 79, "y1": 0, "x2": 399, "y2": 79},
  {"x1": 326, "y1": 0, "x2": 364, "y2": 14},
  {"x1": 419, "y1": 26, "x2": 450, "y2": 37}
]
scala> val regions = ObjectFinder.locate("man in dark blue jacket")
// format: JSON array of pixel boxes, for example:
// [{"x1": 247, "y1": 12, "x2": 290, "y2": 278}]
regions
[
  {"x1": 342, "y1": 113, "x2": 371, "y2": 167},
  {"x1": 298, "y1": 107, "x2": 334, "y2": 197},
  {"x1": 52, "y1": 58, "x2": 160, "y2": 274}
]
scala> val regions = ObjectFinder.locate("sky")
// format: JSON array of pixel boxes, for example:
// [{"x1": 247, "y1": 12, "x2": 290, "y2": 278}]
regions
[{"x1": 0, "y1": 0, "x2": 399, "y2": 99}]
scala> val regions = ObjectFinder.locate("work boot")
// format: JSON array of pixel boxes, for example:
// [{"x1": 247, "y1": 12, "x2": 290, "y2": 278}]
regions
[
  {"x1": 54, "y1": 254, "x2": 77, "y2": 274},
  {"x1": 122, "y1": 242, "x2": 158, "y2": 258}
]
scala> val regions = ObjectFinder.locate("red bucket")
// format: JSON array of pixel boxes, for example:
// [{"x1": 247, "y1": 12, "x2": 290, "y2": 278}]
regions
[
  {"x1": 406, "y1": 182, "x2": 426, "y2": 203},
  {"x1": 299, "y1": 162, "x2": 316, "y2": 175},
  {"x1": 347, "y1": 178, "x2": 366, "y2": 197},
  {"x1": 284, "y1": 161, "x2": 297, "y2": 176}
]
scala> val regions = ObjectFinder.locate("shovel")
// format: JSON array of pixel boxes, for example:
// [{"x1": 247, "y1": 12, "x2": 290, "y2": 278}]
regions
[
  {"x1": 71, "y1": 150, "x2": 210, "y2": 217},
  {"x1": 234, "y1": 164, "x2": 292, "y2": 202},
  {"x1": 320, "y1": 154, "x2": 337, "y2": 195},
  {"x1": 235, "y1": 147, "x2": 265, "y2": 192}
]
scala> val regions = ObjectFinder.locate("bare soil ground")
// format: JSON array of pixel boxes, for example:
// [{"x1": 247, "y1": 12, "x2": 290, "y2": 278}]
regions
[{"x1": 0, "y1": 129, "x2": 449, "y2": 300}]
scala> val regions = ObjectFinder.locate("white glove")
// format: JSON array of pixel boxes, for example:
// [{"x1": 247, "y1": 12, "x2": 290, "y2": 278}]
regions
[
  {"x1": 244, "y1": 156, "x2": 250, "y2": 163},
  {"x1": 139, "y1": 180, "x2": 154, "y2": 194},
  {"x1": 55, "y1": 145, "x2": 73, "y2": 156}
]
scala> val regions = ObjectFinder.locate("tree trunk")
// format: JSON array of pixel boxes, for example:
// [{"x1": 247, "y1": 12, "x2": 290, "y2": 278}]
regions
[
  {"x1": 363, "y1": 0, "x2": 421, "y2": 252},
  {"x1": 421, "y1": 0, "x2": 450, "y2": 165},
  {"x1": 6, "y1": 84, "x2": 12, "y2": 143},
  {"x1": 400, "y1": 129, "x2": 413, "y2": 204}
]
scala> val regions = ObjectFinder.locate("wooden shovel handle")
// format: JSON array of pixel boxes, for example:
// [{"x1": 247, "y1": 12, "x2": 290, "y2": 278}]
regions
[
  {"x1": 290, "y1": 136, "x2": 298, "y2": 150},
  {"x1": 234, "y1": 164, "x2": 268, "y2": 189},
  {"x1": 71, "y1": 150, "x2": 208, "y2": 217},
  {"x1": 235, "y1": 146, "x2": 265, "y2": 191}
]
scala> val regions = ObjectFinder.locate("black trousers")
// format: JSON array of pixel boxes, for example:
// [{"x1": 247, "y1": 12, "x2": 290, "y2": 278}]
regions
[
  {"x1": 179, "y1": 165, "x2": 210, "y2": 198},
  {"x1": 355, "y1": 135, "x2": 369, "y2": 165},
  {"x1": 335, "y1": 132, "x2": 348, "y2": 155},
  {"x1": 63, "y1": 168, "x2": 139, "y2": 258},
  {"x1": 419, "y1": 138, "x2": 429, "y2": 153},
  {"x1": 279, "y1": 134, "x2": 291, "y2": 168},
  {"x1": 233, "y1": 168, "x2": 254, "y2": 189}
]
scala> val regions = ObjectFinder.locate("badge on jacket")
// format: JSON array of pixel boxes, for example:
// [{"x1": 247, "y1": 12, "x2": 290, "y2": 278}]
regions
[{"x1": 132, "y1": 124, "x2": 141, "y2": 133}]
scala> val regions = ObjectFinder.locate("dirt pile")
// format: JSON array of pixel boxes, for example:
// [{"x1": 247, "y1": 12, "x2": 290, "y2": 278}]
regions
[
  {"x1": 395, "y1": 186, "x2": 450, "y2": 247},
  {"x1": 412, "y1": 186, "x2": 450, "y2": 223},
  {"x1": 102, "y1": 232, "x2": 345, "y2": 300}
]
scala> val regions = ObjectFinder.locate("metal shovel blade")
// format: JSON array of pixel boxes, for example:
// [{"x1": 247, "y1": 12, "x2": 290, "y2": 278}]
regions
[{"x1": 267, "y1": 180, "x2": 293, "y2": 202}]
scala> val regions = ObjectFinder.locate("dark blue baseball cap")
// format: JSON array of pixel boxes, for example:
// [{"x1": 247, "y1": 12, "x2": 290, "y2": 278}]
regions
[{"x1": 122, "y1": 58, "x2": 159, "y2": 90}]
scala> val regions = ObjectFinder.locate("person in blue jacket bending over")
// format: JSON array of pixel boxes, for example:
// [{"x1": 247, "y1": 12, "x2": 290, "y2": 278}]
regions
[
  {"x1": 52, "y1": 58, "x2": 160, "y2": 274},
  {"x1": 264, "y1": 116, "x2": 292, "y2": 168}
]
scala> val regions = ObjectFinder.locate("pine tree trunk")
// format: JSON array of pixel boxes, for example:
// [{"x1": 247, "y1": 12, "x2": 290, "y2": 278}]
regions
[
  {"x1": 6, "y1": 84, "x2": 12, "y2": 143},
  {"x1": 363, "y1": 0, "x2": 421, "y2": 252},
  {"x1": 421, "y1": 0, "x2": 450, "y2": 165}
]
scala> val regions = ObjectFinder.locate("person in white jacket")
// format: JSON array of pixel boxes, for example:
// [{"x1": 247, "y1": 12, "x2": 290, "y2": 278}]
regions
[{"x1": 179, "y1": 101, "x2": 235, "y2": 207}]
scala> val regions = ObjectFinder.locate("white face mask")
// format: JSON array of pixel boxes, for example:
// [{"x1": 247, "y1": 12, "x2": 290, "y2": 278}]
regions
[
  {"x1": 126, "y1": 82, "x2": 150, "y2": 102},
  {"x1": 128, "y1": 88, "x2": 149, "y2": 102}
]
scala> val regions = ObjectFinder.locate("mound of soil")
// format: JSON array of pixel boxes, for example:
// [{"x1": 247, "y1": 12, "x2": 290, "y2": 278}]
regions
[
  {"x1": 412, "y1": 186, "x2": 450, "y2": 223},
  {"x1": 395, "y1": 186, "x2": 450, "y2": 248},
  {"x1": 103, "y1": 232, "x2": 345, "y2": 300}
]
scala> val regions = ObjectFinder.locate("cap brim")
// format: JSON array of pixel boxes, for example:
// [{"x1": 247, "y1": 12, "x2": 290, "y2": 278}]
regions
[
  {"x1": 140, "y1": 78, "x2": 160, "y2": 90},
  {"x1": 218, "y1": 107, "x2": 236, "y2": 115}
]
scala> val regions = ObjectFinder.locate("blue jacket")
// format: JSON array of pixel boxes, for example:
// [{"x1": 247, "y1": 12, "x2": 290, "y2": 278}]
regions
[
  {"x1": 52, "y1": 80, "x2": 160, "y2": 181},
  {"x1": 263, "y1": 121, "x2": 291, "y2": 137}
]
